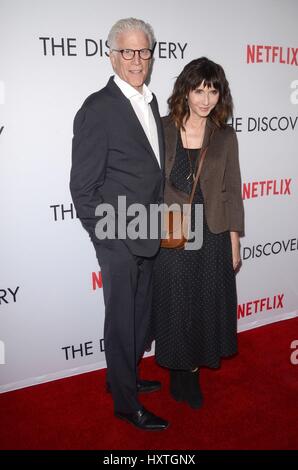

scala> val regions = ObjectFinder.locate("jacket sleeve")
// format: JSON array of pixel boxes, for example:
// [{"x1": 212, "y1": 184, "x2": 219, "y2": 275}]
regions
[
  {"x1": 225, "y1": 129, "x2": 245, "y2": 234},
  {"x1": 70, "y1": 105, "x2": 108, "y2": 237}
]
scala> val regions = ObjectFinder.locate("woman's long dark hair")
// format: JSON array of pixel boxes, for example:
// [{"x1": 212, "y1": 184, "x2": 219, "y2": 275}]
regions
[{"x1": 168, "y1": 57, "x2": 233, "y2": 129}]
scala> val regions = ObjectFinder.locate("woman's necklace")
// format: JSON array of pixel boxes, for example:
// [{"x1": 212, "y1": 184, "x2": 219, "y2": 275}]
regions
[
  {"x1": 184, "y1": 131, "x2": 199, "y2": 182},
  {"x1": 184, "y1": 119, "x2": 206, "y2": 182}
]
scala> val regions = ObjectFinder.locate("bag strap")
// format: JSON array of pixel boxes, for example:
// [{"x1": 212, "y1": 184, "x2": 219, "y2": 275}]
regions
[{"x1": 188, "y1": 129, "x2": 214, "y2": 206}]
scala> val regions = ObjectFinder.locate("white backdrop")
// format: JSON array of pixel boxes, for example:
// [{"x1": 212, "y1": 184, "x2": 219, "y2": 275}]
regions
[{"x1": 1, "y1": 0, "x2": 297, "y2": 392}]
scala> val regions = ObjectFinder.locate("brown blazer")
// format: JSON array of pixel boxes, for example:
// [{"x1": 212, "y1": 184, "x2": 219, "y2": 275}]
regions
[{"x1": 163, "y1": 115, "x2": 245, "y2": 234}]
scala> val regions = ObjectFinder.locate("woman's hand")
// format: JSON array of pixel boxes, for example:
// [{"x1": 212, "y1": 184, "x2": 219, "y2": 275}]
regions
[{"x1": 230, "y1": 231, "x2": 241, "y2": 271}]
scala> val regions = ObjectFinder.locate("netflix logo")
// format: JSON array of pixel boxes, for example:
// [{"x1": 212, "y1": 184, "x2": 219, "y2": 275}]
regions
[
  {"x1": 92, "y1": 272, "x2": 102, "y2": 290},
  {"x1": 238, "y1": 293, "x2": 284, "y2": 319},
  {"x1": 242, "y1": 178, "x2": 291, "y2": 199},
  {"x1": 247, "y1": 44, "x2": 298, "y2": 66}
]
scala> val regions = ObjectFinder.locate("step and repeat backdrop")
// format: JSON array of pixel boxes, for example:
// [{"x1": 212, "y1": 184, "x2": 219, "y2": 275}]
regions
[{"x1": 1, "y1": 0, "x2": 297, "y2": 392}]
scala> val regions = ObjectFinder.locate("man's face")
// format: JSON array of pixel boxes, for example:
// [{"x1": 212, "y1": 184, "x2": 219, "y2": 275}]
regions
[{"x1": 110, "y1": 29, "x2": 151, "y2": 92}]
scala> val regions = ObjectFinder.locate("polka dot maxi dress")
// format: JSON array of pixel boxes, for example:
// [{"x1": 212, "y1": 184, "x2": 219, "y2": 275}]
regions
[{"x1": 151, "y1": 135, "x2": 238, "y2": 370}]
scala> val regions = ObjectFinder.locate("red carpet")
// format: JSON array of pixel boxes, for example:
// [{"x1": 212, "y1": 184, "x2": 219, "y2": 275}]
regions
[{"x1": 0, "y1": 318, "x2": 297, "y2": 450}]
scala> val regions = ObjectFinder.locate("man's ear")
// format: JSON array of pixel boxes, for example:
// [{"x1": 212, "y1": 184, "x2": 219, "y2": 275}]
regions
[{"x1": 109, "y1": 52, "x2": 116, "y2": 70}]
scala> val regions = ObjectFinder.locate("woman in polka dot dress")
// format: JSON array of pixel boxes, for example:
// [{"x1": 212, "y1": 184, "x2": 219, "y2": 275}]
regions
[{"x1": 151, "y1": 57, "x2": 244, "y2": 409}]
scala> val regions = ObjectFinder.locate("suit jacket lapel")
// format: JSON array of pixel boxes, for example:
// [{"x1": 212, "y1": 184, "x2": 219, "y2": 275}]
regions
[
  {"x1": 106, "y1": 77, "x2": 162, "y2": 170},
  {"x1": 150, "y1": 96, "x2": 165, "y2": 171}
]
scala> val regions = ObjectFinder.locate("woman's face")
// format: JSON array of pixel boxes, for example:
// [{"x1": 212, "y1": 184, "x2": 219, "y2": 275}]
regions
[{"x1": 187, "y1": 82, "x2": 220, "y2": 119}]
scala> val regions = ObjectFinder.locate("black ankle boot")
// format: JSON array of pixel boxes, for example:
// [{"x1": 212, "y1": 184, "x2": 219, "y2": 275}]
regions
[
  {"x1": 169, "y1": 369, "x2": 184, "y2": 402},
  {"x1": 184, "y1": 369, "x2": 203, "y2": 409}
]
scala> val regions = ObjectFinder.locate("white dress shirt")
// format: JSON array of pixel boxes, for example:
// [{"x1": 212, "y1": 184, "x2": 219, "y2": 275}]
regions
[{"x1": 114, "y1": 74, "x2": 161, "y2": 167}]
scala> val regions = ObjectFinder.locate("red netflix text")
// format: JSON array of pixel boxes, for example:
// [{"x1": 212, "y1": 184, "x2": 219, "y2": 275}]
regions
[
  {"x1": 238, "y1": 293, "x2": 284, "y2": 319},
  {"x1": 92, "y1": 272, "x2": 103, "y2": 290},
  {"x1": 242, "y1": 178, "x2": 291, "y2": 200},
  {"x1": 247, "y1": 45, "x2": 298, "y2": 65}
]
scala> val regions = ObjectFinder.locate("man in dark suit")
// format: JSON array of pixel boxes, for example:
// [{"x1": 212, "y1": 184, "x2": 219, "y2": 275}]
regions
[{"x1": 70, "y1": 18, "x2": 168, "y2": 430}]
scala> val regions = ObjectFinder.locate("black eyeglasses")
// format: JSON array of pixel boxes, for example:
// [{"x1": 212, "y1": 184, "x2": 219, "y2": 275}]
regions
[{"x1": 111, "y1": 48, "x2": 153, "y2": 60}]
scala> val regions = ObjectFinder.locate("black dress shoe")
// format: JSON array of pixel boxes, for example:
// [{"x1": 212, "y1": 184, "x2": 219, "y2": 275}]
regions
[
  {"x1": 115, "y1": 407, "x2": 169, "y2": 431},
  {"x1": 106, "y1": 379, "x2": 161, "y2": 394}
]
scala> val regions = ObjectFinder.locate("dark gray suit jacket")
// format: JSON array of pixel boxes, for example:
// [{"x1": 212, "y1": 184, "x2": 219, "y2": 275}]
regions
[
  {"x1": 70, "y1": 77, "x2": 165, "y2": 256},
  {"x1": 163, "y1": 115, "x2": 244, "y2": 234}
]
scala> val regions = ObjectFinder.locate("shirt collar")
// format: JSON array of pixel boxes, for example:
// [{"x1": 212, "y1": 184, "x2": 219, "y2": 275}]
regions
[{"x1": 114, "y1": 74, "x2": 153, "y2": 104}]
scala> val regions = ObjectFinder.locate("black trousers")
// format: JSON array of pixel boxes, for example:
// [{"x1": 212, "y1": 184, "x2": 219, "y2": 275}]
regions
[{"x1": 94, "y1": 238, "x2": 155, "y2": 413}]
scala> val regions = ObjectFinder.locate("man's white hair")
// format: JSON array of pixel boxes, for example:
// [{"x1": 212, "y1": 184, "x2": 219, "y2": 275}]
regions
[{"x1": 107, "y1": 17, "x2": 155, "y2": 49}]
